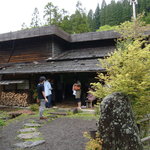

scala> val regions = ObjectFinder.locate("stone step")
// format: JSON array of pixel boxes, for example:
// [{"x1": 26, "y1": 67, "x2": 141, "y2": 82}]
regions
[
  {"x1": 81, "y1": 109, "x2": 95, "y2": 114},
  {"x1": 14, "y1": 140, "x2": 45, "y2": 148},
  {"x1": 19, "y1": 128, "x2": 36, "y2": 133},
  {"x1": 24, "y1": 123, "x2": 41, "y2": 127},
  {"x1": 17, "y1": 132, "x2": 40, "y2": 139}
]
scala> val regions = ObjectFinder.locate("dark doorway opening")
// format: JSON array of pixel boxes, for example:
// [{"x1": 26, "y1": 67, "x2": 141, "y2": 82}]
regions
[
  {"x1": 34, "y1": 72, "x2": 98, "y2": 107},
  {"x1": 50, "y1": 72, "x2": 98, "y2": 106}
]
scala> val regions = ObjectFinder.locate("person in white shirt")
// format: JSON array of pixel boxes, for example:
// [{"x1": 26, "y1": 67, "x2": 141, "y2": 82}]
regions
[{"x1": 44, "y1": 78, "x2": 52, "y2": 108}]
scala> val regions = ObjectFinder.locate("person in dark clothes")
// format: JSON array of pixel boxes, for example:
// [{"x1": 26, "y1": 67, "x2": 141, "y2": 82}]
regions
[{"x1": 37, "y1": 76, "x2": 48, "y2": 119}]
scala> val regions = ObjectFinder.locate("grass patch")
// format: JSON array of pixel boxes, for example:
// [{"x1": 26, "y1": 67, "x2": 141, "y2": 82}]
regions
[
  {"x1": 0, "y1": 119, "x2": 5, "y2": 126},
  {"x1": 5, "y1": 113, "x2": 40, "y2": 127},
  {"x1": 29, "y1": 104, "x2": 39, "y2": 112},
  {"x1": 28, "y1": 119, "x2": 37, "y2": 123},
  {"x1": 0, "y1": 110, "x2": 9, "y2": 118},
  {"x1": 67, "y1": 112, "x2": 98, "y2": 120},
  {"x1": 43, "y1": 108, "x2": 57, "y2": 115}
]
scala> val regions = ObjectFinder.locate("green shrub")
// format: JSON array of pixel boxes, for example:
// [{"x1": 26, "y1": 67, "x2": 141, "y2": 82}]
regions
[
  {"x1": 97, "y1": 25, "x2": 118, "y2": 31},
  {"x1": 29, "y1": 104, "x2": 39, "y2": 111},
  {"x1": 0, "y1": 119, "x2": 5, "y2": 126},
  {"x1": 92, "y1": 15, "x2": 150, "y2": 119},
  {"x1": 84, "y1": 132, "x2": 102, "y2": 150}
]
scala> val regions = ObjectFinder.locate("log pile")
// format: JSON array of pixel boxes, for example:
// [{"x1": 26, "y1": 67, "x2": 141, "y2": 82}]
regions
[{"x1": 0, "y1": 91, "x2": 29, "y2": 107}]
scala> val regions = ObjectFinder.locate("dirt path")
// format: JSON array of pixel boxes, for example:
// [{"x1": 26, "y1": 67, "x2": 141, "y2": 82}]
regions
[{"x1": 0, "y1": 117, "x2": 97, "y2": 150}]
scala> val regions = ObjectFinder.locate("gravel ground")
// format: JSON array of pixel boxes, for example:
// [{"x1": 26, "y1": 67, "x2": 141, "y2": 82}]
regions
[
  {"x1": 0, "y1": 117, "x2": 97, "y2": 150},
  {"x1": 0, "y1": 118, "x2": 33, "y2": 150}
]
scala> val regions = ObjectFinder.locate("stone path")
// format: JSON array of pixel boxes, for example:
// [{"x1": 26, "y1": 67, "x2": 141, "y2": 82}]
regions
[
  {"x1": 1, "y1": 108, "x2": 97, "y2": 150},
  {"x1": 14, "y1": 121, "x2": 45, "y2": 149},
  {"x1": 14, "y1": 140, "x2": 46, "y2": 149},
  {"x1": 13, "y1": 112, "x2": 70, "y2": 149},
  {"x1": 17, "y1": 132, "x2": 41, "y2": 139},
  {"x1": 19, "y1": 128, "x2": 36, "y2": 133},
  {"x1": 24, "y1": 123, "x2": 41, "y2": 127}
]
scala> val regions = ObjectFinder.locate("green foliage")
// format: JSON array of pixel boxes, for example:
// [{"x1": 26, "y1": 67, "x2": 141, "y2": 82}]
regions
[
  {"x1": 93, "y1": 15, "x2": 150, "y2": 118},
  {"x1": 93, "y1": 4, "x2": 101, "y2": 30},
  {"x1": 0, "y1": 119, "x2": 5, "y2": 126},
  {"x1": 43, "y1": 1, "x2": 90, "y2": 34},
  {"x1": 59, "y1": 15, "x2": 72, "y2": 33},
  {"x1": 121, "y1": 0, "x2": 131, "y2": 22},
  {"x1": 87, "y1": 9, "x2": 95, "y2": 31},
  {"x1": 29, "y1": 104, "x2": 39, "y2": 111},
  {"x1": 84, "y1": 132, "x2": 102, "y2": 150},
  {"x1": 143, "y1": 13, "x2": 150, "y2": 24},
  {"x1": 22, "y1": 0, "x2": 150, "y2": 33},
  {"x1": 137, "y1": 0, "x2": 150, "y2": 14},
  {"x1": 68, "y1": 1, "x2": 90, "y2": 33},
  {"x1": 97, "y1": 25, "x2": 117, "y2": 31},
  {"x1": 43, "y1": 2, "x2": 68, "y2": 26},
  {"x1": 115, "y1": 14, "x2": 150, "y2": 39}
]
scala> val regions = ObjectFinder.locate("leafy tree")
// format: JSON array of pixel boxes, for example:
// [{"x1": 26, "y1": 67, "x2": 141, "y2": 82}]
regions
[
  {"x1": 43, "y1": 2, "x2": 65, "y2": 26},
  {"x1": 22, "y1": 0, "x2": 150, "y2": 32},
  {"x1": 59, "y1": 15, "x2": 73, "y2": 33},
  {"x1": 93, "y1": 4, "x2": 101, "y2": 30},
  {"x1": 100, "y1": 0, "x2": 107, "y2": 26},
  {"x1": 143, "y1": 12, "x2": 150, "y2": 24},
  {"x1": 43, "y1": 2, "x2": 55, "y2": 25},
  {"x1": 105, "y1": 0, "x2": 117, "y2": 25},
  {"x1": 115, "y1": 1, "x2": 124, "y2": 24},
  {"x1": 43, "y1": 2, "x2": 71, "y2": 32},
  {"x1": 92, "y1": 15, "x2": 150, "y2": 119},
  {"x1": 30, "y1": 8, "x2": 41, "y2": 28},
  {"x1": 101, "y1": 0, "x2": 107, "y2": 9},
  {"x1": 69, "y1": 1, "x2": 90, "y2": 33},
  {"x1": 87, "y1": 9, "x2": 95, "y2": 31},
  {"x1": 121, "y1": 0, "x2": 132, "y2": 22},
  {"x1": 137, "y1": 0, "x2": 150, "y2": 14}
]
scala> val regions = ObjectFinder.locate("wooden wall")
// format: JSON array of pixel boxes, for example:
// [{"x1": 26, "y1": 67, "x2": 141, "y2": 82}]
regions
[
  {"x1": 0, "y1": 41, "x2": 12, "y2": 65},
  {"x1": 0, "y1": 36, "x2": 53, "y2": 65}
]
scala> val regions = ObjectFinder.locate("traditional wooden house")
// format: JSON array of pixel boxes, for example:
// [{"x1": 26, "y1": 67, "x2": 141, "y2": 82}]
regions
[{"x1": 0, "y1": 25, "x2": 120, "y2": 107}]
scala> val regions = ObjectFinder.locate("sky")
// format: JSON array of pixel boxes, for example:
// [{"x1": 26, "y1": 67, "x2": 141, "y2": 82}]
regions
[{"x1": 0, "y1": 0, "x2": 112, "y2": 34}]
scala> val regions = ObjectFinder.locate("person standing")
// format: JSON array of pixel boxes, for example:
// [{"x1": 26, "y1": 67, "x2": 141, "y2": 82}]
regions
[
  {"x1": 72, "y1": 80, "x2": 81, "y2": 109},
  {"x1": 37, "y1": 76, "x2": 48, "y2": 119},
  {"x1": 44, "y1": 78, "x2": 52, "y2": 108}
]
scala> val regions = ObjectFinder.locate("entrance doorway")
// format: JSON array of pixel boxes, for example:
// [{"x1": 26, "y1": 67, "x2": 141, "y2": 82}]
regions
[{"x1": 48, "y1": 72, "x2": 98, "y2": 106}]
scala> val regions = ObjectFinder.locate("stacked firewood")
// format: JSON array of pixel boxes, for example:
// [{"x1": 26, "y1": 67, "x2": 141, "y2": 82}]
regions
[{"x1": 0, "y1": 92, "x2": 29, "y2": 107}]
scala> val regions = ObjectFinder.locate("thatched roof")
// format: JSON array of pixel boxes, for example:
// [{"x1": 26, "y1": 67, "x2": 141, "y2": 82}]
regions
[
  {"x1": 0, "y1": 25, "x2": 120, "y2": 43},
  {"x1": 0, "y1": 59, "x2": 104, "y2": 75}
]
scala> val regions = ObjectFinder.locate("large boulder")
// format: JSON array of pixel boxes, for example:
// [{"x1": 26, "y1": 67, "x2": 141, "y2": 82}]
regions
[{"x1": 98, "y1": 92, "x2": 143, "y2": 150}]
